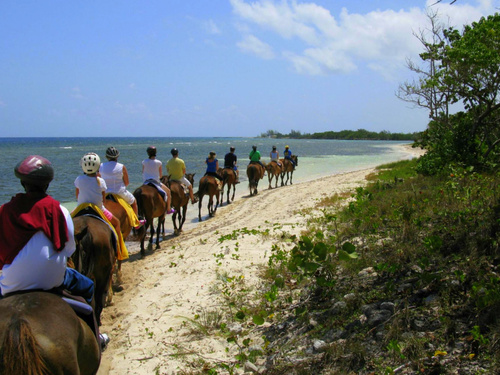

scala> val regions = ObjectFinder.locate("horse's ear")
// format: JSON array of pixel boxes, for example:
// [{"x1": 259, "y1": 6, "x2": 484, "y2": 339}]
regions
[{"x1": 192, "y1": 173, "x2": 196, "y2": 177}]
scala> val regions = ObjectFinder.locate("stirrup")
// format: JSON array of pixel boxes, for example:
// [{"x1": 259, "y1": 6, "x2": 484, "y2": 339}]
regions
[{"x1": 99, "y1": 333, "x2": 110, "y2": 351}]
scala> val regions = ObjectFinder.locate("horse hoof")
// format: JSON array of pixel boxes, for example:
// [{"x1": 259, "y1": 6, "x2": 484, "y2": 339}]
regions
[{"x1": 113, "y1": 284, "x2": 124, "y2": 292}]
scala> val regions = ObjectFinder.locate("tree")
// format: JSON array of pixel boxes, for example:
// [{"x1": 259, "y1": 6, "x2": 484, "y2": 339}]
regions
[{"x1": 400, "y1": 13, "x2": 500, "y2": 174}]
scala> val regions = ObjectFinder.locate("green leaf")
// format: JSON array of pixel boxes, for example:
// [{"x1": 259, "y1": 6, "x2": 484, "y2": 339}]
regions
[
  {"x1": 235, "y1": 311, "x2": 245, "y2": 320},
  {"x1": 303, "y1": 262, "x2": 321, "y2": 272},
  {"x1": 342, "y1": 241, "x2": 356, "y2": 254},
  {"x1": 313, "y1": 242, "x2": 328, "y2": 261},
  {"x1": 338, "y1": 249, "x2": 359, "y2": 261},
  {"x1": 252, "y1": 315, "x2": 265, "y2": 325}
]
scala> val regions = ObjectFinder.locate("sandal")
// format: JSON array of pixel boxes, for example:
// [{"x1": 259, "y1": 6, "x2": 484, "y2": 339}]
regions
[{"x1": 167, "y1": 208, "x2": 175, "y2": 214}]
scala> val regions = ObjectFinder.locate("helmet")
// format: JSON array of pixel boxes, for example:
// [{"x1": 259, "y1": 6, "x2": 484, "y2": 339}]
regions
[
  {"x1": 171, "y1": 148, "x2": 178, "y2": 156},
  {"x1": 285, "y1": 145, "x2": 289, "y2": 149},
  {"x1": 80, "y1": 153, "x2": 101, "y2": 174},
  {"x1": 252, "y1": 145, "x2": 257, "y2": 150},
  {"x1": 230, "y1": 146, "x2": 235, "y2": 152},
  {"x1": 272, "y1": 145, "x2": 276, "y2": 150},
  {"x1": 209, "y1": 151, "x2": 216, "y2": 157},
  {"x1": 147, "y1": 146, "x2": 157, "y2": 157},
  {"x1": 15, "y1": 155, "x2": 54, "y2": 186},
  {"x1": 105, "y1": 146, "x2": 120, "y2": 159}
]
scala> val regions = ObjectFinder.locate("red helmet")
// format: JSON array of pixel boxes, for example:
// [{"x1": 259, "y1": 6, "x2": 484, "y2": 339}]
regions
[{"x1": 15, "y1": 155, "x2": 54, "y2": 186}]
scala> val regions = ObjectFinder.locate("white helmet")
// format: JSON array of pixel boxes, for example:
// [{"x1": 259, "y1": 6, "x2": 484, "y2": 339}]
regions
[{"x1": 80, "y1": 152, "x2": 101, "y2": 174}]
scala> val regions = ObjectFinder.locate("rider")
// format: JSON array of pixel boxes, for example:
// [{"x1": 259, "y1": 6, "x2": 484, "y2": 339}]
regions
[
  {"x1": 75, "y1": 153, "x2": 123, "y2": 236},
  {"x1": 0, "y1": 155, "x2": 109, "y2": 349},
  {"x1": 224, "y1": 146, "x2": 239, "y2": 183},
  {"x1": 283, "y1": 145, "x2": 296, "y2": 169},
  {"x1": 142, "y1": 146, "x2": 174, "y2": 214},
  {"x1": 99, "y1": 146, "x2": 145, "y2": 227},
  {"x1": 249, "y1": 145, "x2": 265, "y2": 179},
  {"x1": 166, "y1": 148, "x2": 197, "y2": 204},
  {"x1": 205, "y1": 151, "x2": 223, "y2": 182},
  {"x1": 270, "y1": 145, "x2": 281, "y2": 166}
]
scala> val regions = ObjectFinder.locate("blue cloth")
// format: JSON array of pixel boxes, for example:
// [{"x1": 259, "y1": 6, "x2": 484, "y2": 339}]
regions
[
  {"x1": 62, "y1": 268, "x2": 95, "y2": 304},
  {"x1": 206, "y1": 158, "x2": 218, "y2": 173}
]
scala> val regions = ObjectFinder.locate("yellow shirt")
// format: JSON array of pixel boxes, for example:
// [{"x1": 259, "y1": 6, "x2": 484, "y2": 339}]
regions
[{"x1": 166, "y1": 157, "x2": 186, "y2": 180}]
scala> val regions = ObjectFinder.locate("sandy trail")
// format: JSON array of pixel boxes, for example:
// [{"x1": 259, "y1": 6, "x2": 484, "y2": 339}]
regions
[{"x1": 97, "y1": 146, "x2": 423, "y2": 374}]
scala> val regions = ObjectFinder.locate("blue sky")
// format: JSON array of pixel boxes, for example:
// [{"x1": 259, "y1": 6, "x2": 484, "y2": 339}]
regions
[{"x1": 1, "y1": 0, "x2": 498, "y2": 137}]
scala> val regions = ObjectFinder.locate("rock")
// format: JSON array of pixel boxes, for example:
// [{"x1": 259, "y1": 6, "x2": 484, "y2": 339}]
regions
[
  {"x1": 228, "y1": 323, "x2": 243, "y2": 335},
  {"x1": 313, "y1": 339, "x2": 328, "y2": 353},
  {"x1": 380, "y1": 302, "x2": 395, "y2": 314},
  {"x1": 367, "y1": 310, "x2": 392, "y2": 327},
  {"x1": 244, "y1": 361, "x2": 259, "y2": 373}
]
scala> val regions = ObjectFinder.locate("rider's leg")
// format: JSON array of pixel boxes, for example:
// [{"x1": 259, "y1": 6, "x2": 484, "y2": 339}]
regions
[
  {"x1": 161, "y1": 183, "x2": 173, "y2": 213},
  {"x1": 189, "y1": 185, "x2": 197, "y2": 203},
  {"x1": 62, "y1": 268, "x2": 95, "y2": 304},
  {"x1": 131, "y1": 200, "x2": 139, "y2": 216}
]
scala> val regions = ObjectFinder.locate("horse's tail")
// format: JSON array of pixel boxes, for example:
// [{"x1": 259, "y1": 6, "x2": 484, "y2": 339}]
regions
[
  {"x1": 198, "y1": 177, "x2": 209, "y2": 197},
  {"x1": 134, "y1": 187, "x2": 145, "y2": 218},
  {"x1": 1, "y1": 317, "x2": 50, "y2": 375},
  {"x1": 73, "y1": 223, "x2": 95, "y2": 277}
]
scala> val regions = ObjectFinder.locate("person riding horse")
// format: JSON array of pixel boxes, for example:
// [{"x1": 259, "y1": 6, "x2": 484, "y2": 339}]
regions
[
  {"x1": 166, "y1": 148, "x2": 198, "y2": 204},
  {"x1": 270, "y1": 145, "x2": 282, "y2": 167},
  {"x1": 0, "y1": 155, "x2": 109, "y2": 349},
  {"x1": 142, "y1": 146, "x2": 174, "y2": 214},
  {"x1": 283, "y1": 145, "x2": 296, "y2": 169},
  {"x1": 249, "y1": 145, "x2": 265, "y2": 179},
  {"x1": 224, "y1": 146, "x2": 240, "y2": 183},
  {"x1": 99, "y1": 146, "x2": 145, "y2": 227}
]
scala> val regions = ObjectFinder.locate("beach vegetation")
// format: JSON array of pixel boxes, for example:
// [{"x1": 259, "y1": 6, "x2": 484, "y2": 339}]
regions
[{"x1": 259, "y1": 128, "x2": 418, "y2": 141}]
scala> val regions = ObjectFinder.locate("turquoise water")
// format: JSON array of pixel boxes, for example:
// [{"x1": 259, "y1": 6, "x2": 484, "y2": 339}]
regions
[{"x1": 0, "y1": 137, "x2": 414, "y2": 208}]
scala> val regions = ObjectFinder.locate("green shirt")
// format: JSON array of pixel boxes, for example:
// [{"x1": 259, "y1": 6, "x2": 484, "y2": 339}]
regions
[
  {"x1": 166, "y1": 157, "x2": 186, "y2": 180},
  {"x1": 249, "y1": 150, "x2": 261, "y2": 162}
]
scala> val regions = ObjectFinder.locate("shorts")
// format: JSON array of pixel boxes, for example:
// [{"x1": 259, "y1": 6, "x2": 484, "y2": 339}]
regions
[
  {"x1": 119, "y1": 190, "x2": 135, "y2": 205},
  {"x1": 179, "y1": 176, "x2": 192, "y2": 187},
  {"x1": 103, "y1": 208, "x2": 114, "y2": 221}
]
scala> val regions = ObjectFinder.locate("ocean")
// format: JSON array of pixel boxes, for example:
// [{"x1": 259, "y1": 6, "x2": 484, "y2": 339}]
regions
[{"x1": 0, "y1": 137, "x2": 415, "y2": 210}]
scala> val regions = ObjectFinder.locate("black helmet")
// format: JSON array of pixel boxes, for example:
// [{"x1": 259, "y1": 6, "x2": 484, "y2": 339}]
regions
[
  {"x1": 15, "y1": 155, "x2": 54, "y2": 186},
  {"x1": 230, "y1": 146, "x2": 235, "y2": 152},
  {"x1": 147, "y1": 146, "x2": 157, "y2": 157},
  {"x1": 106, "y1": 146, "x2": 120, "y2": 159},
  {"x1": 252, "y1": 145, "x2": 257, "y2": 150},
  {"x1": 171, "y1": 148, "x2": 179, "y2": 156},
  {"x1": 272, "y1": 145, "x2": 276, "y2": 150}
]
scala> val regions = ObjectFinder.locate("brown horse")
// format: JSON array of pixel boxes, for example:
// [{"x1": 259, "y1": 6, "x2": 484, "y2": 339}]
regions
[
  {"x1": 247, "y1": 162, "x2": 265, "y2": 196},
  {"x1": 266, "y1": 161, "x2": 282, "y2": 189},
  {"x1": 161, "y1": 173, "x2": 195, "y2": 236},
  {"x1": 73, "y1": 214, "x2": 116, "y2": 326},
  {"x1": 104, "y1": 194, "x2": 144, "y2": 286},
  {"x1": 197, "y1": 175, "x2": 220, "y2": 221},
  {"x1": 280, "y1": 155, "x2": 298, "y2": 186},
  {"x1": 0, "y1": 291, "x2": 100, "y2": 375},
  {"x1": 218, "y1": 167, "x2": 237, "y2": 205},
  {"x1": 133, "y1": 183, "x2": 168, "y2": 257}
]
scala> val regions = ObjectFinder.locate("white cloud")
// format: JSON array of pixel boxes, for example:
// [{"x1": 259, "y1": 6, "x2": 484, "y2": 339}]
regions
[
  {"x1": 204, "y1": 19, "x2": 221, "y2": 34},
  {"x1": 70, "y1": 87, "x2": 85, "y2": 99},
  {"x1": 231, "y1": 0, "x2": 498, "y2": 77},
  {"x1": 237, "y1": 35, "x2": 275, "y2": 59}
]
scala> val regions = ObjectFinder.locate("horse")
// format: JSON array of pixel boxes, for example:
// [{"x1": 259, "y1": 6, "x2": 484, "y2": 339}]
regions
[
  {"x1": 104, "y1": 194, "x2": 144, "y2": 286},
  {"x1": 280, "y1": 155, "x2": 298, "y2": 186},
  {"x1": 197, "y1": 174, "x2": 220, "y2": 221},
  {"x1": 218, "y1": 167, "x2": 237, "y2": 205},
  {"x1": 133, "y1": 183, "x2": 168, "y2": 257},
  {"x1": 0, "y1": 291, "x2": 100, "y2": 375},
  {"x1": 160, "y1": 173, "x2": 195, "y2": 236},
  {"x1": 266, "y1": 161, "x2": 282, "y2": 189},
  {"x1": 73, "y1": 214, "x2": 116, "y2": 326},
  {"x1": 247, "y1": 162, "x2": 265, "y2": 196}
]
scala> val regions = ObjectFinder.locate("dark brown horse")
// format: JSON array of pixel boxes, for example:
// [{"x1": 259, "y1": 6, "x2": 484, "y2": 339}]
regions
[
  {"x1": 247, "y1": 162, "x2": 265, "y2": 196},
  {"x1": 73, "y1": 214, "x2": 116, "y2": 326},
  {"x1": 197, "y1": 175, "x2": 220, "y2": 221},
  {"x1": 133, "y1": 183, "x2": 168, "y2": 256},
  {"x1": 266, "y1": 161, "x2": 282, "y2": 189},
  {"x1": 0, "y1": 292, "x2": 100, "y2": 375},
  {"x1": 218, "y1": 167, "x2": 237, "y2": 205},
  {"x1": 280, "y1": 155, "x2": 298, "y2": 186},
  {"x1": 161, "y1": 173, "x2": 195, "y2": 235}
]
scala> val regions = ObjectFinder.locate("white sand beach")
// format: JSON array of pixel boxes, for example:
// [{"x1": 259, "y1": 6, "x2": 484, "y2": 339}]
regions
[{"x1": 97, "y1": 144, "x2": 425, "y2": 374}]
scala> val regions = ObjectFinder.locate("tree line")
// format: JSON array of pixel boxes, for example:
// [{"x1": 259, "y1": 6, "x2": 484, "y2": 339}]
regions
[{"x1": 259, "y1": 129, "x2": 419, "y2": 141}]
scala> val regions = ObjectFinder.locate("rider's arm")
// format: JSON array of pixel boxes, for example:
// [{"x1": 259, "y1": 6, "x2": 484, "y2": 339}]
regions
[
  {"x1": 158, "y1": 165, "x2": 163, "y2": 178},
  {"x1": 122, "y1": 165, "x2": 130, "y2": 186},
  {"x1": 216, "y1": 160, "x2": 219, "y2": 170},
  {"x1": 75, "y1": 188, "x2": 79, "y2": 200}
]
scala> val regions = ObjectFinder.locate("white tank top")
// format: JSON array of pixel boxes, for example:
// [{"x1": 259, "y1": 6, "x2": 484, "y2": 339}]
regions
[
  {"x1": 99, "y1": 161, "x2": 125, "y2": 194},
  {"x1": 270, "y1": 151, "x2": 279, "y2": 161},
  {"x1": 142, "y1": 158, "x2": 162, "y2": 182}
]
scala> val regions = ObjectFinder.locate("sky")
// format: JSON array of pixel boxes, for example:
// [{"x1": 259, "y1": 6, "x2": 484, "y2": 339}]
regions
[{"x1": 1, "y1": 0, "x2": 499, "y2": 137}]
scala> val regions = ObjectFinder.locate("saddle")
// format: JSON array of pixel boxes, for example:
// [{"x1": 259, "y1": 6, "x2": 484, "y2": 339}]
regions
[
  {"x1": 145, "y1": 181, "x2": 167, "y2": 201},
  {"x1": 170, "y1": 179, "x2": 190, "y2": 196}
]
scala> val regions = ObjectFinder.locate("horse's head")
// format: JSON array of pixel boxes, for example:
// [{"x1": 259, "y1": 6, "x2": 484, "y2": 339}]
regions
[
  {"x1": 160, "y1": 175, "x2": 169, "y2": 185},
  {"x1": 292, "y1": 155, "x2": 298, "y2": 164},
  {"x1": 185, "y1": 173, "x2": 195, "y2": 184}
]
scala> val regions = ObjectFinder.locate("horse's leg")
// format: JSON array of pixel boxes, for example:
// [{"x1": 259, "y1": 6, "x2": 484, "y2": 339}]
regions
[
  {"x1": 198, "y1": 195, "x2": 203, "y2": 221},
  {"x1": 208, "y1": 195, "x2": 213, "y2": 217},
  {"x1": 155, "y1": 217, "x2": 163, "y2": 249},
  {"x1": 231, "y1": 183, "x2": 235, "y2": 202},
  {"x1": 179, "y1": 204, "x2": 187, "y2": 232},
  {"x1": 148, "y1": 220, "x2": 155, "y2": 251},
  {"x1": 290, "y1": 171, "x2": 293, "y2": 185}
]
